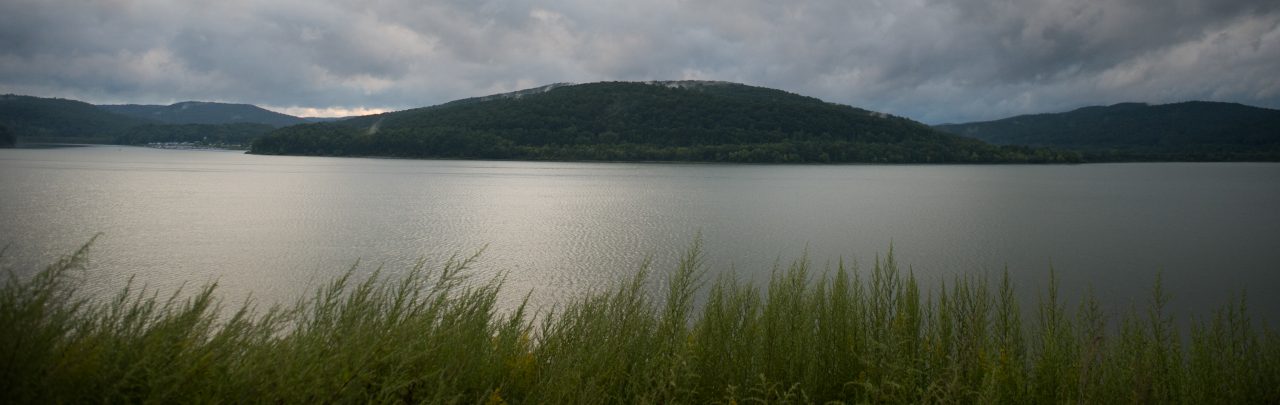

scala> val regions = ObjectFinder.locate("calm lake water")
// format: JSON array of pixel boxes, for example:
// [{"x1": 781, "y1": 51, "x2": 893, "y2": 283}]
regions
[{"x1": 2, "y1": 145, "x2": 1278, "y2": 321}]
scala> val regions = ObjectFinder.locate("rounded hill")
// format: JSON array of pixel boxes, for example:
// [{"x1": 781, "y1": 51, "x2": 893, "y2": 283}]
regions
[{"x1": 251, "y1": 81, "x2": 1077, "y2": 163}]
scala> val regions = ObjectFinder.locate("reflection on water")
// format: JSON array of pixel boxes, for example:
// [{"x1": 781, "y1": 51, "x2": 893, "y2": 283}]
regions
[{"x1": 1, "y1": 145, "x2": 1278, "y2": 322}]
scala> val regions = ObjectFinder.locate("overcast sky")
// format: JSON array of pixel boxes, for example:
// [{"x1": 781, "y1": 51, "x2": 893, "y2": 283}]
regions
[{"x1": 1, "y1": 0, "x2": 1277, "y2": 124}]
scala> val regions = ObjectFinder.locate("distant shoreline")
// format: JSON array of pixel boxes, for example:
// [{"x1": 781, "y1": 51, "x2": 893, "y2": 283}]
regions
[{"x1": 10, "y1": 142, "x2": 1279, "y2": 164}]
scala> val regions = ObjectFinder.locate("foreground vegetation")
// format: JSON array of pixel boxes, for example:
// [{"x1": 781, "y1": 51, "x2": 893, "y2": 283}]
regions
[{"x1": 3, "y1": 242, "x2": 1277, "y2": 403}]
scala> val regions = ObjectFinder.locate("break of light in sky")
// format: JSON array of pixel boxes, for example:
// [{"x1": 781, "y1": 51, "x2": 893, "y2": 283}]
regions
[{"x1": 1, "y1": 0, "x2": 1277, "y2": 123}]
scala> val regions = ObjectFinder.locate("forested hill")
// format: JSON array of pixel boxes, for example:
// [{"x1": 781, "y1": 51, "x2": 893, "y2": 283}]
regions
[
  {"x1": 935, "y1": 102, "x2": 1280, "y2": 161},
  {"x1": 0, "y1": 125, "x2": 15, "y2": 148},
  {"x1": 251, "y1": 81, "x2": 1078, "y2": 163},
  {"x1": 99, "y1": 101, "x2": 307, "y2": 127},
  {"x1": 0, "y1": 94, "x2": 276, "y2": 146},
  {"x1": 0, "y1": 94, "x2": 152, "y2": 138}
]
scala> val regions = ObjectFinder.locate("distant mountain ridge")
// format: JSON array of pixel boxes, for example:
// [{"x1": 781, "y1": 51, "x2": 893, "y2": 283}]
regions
[
  {"x1": 99, "y1": 101, "x2": 307, "y2": 127},
  {"x1": 251, "y1": 81, "x2": 1079, "y2": 163},
  {"x1": 0, "y1": 94, "x2": 281, "y2": 146},
  {"x1": 9, "y1": 88, "x2": 1274, "y2": 161},
  {"x1": 935, "y1": 101, "x2": 1280, "y2": 161}
]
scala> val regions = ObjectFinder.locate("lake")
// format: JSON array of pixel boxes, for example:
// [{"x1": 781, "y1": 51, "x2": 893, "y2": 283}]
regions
[{"x1": 2, "y1": 145, "x2": 1278, "y2": 322}]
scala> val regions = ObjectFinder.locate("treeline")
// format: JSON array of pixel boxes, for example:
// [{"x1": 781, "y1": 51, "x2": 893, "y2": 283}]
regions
[
  {"x1": 252, "y1": 82, "x2": 1081, "y2": 163},
  {"x1": 1076, "y1": 147, "x2": 1280, "y2": 162},
  {"x1": 112, "y1": 123, "x2": 275, "y2": 147},
  {"x1": 251, "y1": 123, "x2": 1079, "y2": 163},
  {"x1": 0, "y1": 94, "x2": 288, "y2": 148},
  {"x1": 0, "y1": 125, "x2": 14, "y2": 148},
  {"x1": 936, "y1": 101, "x2": 1280, "y2": 161}
]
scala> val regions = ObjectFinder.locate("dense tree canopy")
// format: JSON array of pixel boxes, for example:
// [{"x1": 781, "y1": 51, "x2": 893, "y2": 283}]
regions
[
  {"x1": 99, "y1": 102, "x2": 307, "y2": 127},
  {"x1": 0, "y1": 124, "x2": 14, "y2": 148},
  {"x1": 0, "y1": 94, "x2": 294, "y2": 147},
  {"x1": 0, "y1": 94, "x2": 150, "y2": 138},
  {"x1": 936, "y1": 101, "x2": 1280, "y2": 161},
  {"x1": 112, "y1": 123, "x2": 274, "y2": 147},
  {"x1": 252, "y1": 82, "x2": 1079, "y2": 163}
]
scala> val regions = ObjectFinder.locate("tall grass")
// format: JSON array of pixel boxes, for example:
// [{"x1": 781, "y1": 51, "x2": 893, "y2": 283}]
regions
[{"x1": 2, "y1": 240, "x2": 1277, "y2": 403}]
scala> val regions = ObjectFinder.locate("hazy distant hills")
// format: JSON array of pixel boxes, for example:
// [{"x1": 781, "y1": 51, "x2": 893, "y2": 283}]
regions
[
  {"x1": 99, "y1": 101, "x2": 308, "y2": 127},
  {"x1": 0, "y1": 94, "x2": 290, "y2": 146},
  {"x1": 935, "y1": 101, "x2": 1280, "y2": 161},
  {"x1": 251, "y1": 81, "x2": 1077, "y2": 163}
]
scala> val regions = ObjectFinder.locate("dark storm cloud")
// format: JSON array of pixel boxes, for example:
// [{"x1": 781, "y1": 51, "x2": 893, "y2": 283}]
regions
[{"x1": 1, "y1": 0, "x2": 1276, "y2": 122}]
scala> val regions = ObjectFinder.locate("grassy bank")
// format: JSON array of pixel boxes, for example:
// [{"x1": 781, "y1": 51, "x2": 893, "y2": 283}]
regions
[{"x1": 3, "y1": 241, "x2": 1277, "y2": 403}]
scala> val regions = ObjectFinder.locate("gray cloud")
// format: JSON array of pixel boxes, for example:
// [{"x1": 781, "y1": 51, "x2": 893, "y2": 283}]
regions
[{"x1": 1, "y1": 0, "x2": 1276, "y2": 123}]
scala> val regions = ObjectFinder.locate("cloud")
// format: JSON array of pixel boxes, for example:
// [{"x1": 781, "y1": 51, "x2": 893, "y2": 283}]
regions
[
  {"x1": 1, "y1": 0, "x2": 1277, "y2": 123},
  {"x1": 268, "y1": 105, "x2": 389, "y2": 119}
]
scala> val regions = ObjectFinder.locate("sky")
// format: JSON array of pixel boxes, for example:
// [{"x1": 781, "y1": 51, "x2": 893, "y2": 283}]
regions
[{"x1": 1, "y1": 0, "x2": 1277, "y2": 124}]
